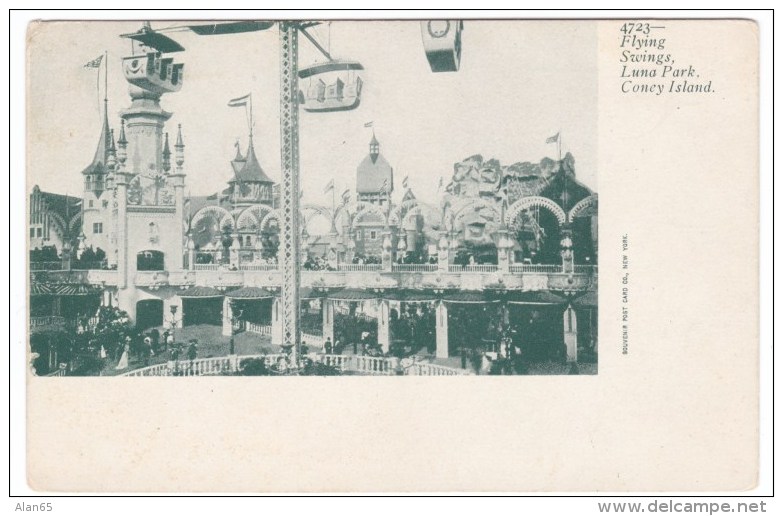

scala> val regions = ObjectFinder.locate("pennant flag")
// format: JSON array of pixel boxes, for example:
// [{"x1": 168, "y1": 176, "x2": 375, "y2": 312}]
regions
[
  {"x1": 323, "y1": 179, "x2": 335, "y2": 194},
  {"x1": 341, "y1": 189, "x2": 351, "y2": 204},
  {"x1": 228, "y1": 93, "x2": 252, "y2": 107},
  {"x1": 364, "y1": 121, "x2": 374, "y2": 128},
  {"x1": 83, "y1": 55, "x2": 104, "y2": 68},
  {"x1": 379, "y1": 179, "x2": 389, "y2": 193},
  {"x1": 402, "y1": 176, "x2": 409, "y2": 189},
  {"x1": 545, "y1": 132, "x2": 560, "y2": 144}
]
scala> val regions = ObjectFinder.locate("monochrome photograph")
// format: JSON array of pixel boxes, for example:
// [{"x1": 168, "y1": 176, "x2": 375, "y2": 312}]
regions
[{"x1": 27, "y1": 20, "x2": 598, "y2": 377}]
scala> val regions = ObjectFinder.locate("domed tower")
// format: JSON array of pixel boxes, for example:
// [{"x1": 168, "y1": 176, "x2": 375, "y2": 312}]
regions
[{"x1": 356, "y1": 132, "x2": 393, "y2": 207}]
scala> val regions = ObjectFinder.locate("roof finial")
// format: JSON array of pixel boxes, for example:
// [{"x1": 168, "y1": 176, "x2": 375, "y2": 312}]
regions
[{"x1": 162, "y1": 132, "x2": 171, "y2": 172}]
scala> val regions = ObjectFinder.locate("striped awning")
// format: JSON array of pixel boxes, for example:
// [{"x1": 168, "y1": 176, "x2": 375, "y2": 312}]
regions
[
  {"x1": 506, "y1": 291, "x2": 567, "y2": 306},
  {"x1": 328, "y1": 288, "x2": 379, "y2": 302},
  {"x1": 179, "y1": 286, "x2": 223, "y2": 298},
  {"x1": 30, "y1": 283, "x2": 53, "y2": 296},
  {"x1": 572, "y1": 291, "x2": 597, "y2": 308},
  {"x1": 442, "y1": 291, "x2": 500, "y2": 304},
  {"x1": 384, "y1": 290, "x2": 439, "y2": 303},
  {"x1": 52, "y1": 284, "x2": 100, "y2": 296},
  {"x1": 226, "y1": 287, "x2": 274, "y2": 300}
]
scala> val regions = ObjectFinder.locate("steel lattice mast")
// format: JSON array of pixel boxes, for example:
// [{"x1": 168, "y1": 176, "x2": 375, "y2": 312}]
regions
[{"x1": 278, "y1": 22, "x2": 302, "y2": 362}]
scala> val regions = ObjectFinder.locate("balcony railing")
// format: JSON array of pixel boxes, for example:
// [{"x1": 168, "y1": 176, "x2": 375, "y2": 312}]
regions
[
  {"x1": 509, "y1": 264, "x2": 563, "y2": 274},
  {"x1": 239, "y1": 264, "x2": 278, "y2": 272},
  {"x1": 337, "y1": 264, "x2": 382, "y2": 272},
  {"x1": 30, "y1": 315, "x2": 66, "y2": 328},
  {"x1": 449, "y1": 264, "x2": 499, "y2": 273},
  {"x1": 119, "y1": 353, "x2": 470, "y2": 376},
  {"x1": 392, "y1": 263, "x2": 438, "y2": 273},
  {"x1": 30, "y1": 261, "x2": 63, "y2": 271}
]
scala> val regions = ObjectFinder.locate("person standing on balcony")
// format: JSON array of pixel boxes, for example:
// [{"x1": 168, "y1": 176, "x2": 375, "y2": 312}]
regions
[{"x1": 324, "y1": 338, "x2": 333, "y2": 355}]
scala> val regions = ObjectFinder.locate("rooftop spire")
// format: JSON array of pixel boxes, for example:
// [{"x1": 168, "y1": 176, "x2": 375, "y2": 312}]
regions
[
  {"x1": 162, "y1": 132, "x2": 171, "y2": 172},
  {"x1": 80, "y1": 97, "x2": 113, "y2": 176},
  {"x1": 369, "y1": 130, "x2": 380, "y2": 164}
]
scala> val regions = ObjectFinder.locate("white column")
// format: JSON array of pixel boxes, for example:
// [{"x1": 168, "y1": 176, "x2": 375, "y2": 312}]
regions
[
  {"x1": 271, "y1": 297, "x2": 282, "y2": 346},
  {"x1": 229, "y1": 233, "x2": 241, "y2": 268},
  {"x1": 322, "y1": 298, "x2": 334, "y2": 347},
  {"x1": 222, "y1": 297, "x2": 233, "y2": 337},
  {"x1": 378, "y1": 298, "x2": 390, "y2": 354},
  {"x1": 436, "y1": 300, "x2": 449, "y2": 358},
  {"x1": 564, "y1": 305, "x2": 578, "y2": 363}
]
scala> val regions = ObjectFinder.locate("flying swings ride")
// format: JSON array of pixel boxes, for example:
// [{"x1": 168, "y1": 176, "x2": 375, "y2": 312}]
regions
[{"x1": 297, "y1": 23, "x2": 364, "y2": 113}]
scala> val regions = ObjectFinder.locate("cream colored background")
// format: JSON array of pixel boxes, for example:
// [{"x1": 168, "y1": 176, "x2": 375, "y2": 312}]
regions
[{"x1": 25, "y1": 20, "x2": 759, "y2": 492}]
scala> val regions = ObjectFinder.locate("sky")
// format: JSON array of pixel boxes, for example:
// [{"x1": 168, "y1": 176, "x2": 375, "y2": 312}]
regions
[{"x1": 27, "y1": 19, "x2": 597, "y2": 207}]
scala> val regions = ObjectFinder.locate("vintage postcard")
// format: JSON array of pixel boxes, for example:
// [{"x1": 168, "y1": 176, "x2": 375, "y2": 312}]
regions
[{"x1": 21, "y1": 18, "x2": 759, "y2": 492}]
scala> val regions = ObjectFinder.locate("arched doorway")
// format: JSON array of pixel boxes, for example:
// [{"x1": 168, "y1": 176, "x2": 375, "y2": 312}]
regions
[{"x1": 136, "y1": 299, "x2": 163, "y2": 330}]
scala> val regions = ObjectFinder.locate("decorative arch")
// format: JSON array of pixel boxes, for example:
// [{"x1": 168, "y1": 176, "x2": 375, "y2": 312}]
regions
[
  {"x1": 46, "y1": 211, "x2": 68, "y2": 238},
  {"x1": 352, "y1": 202, "x2": 387, "y2": 227},
  {"x1": 260, "y1": 209, "x2": 282, "y2": 232},
  {"x1": 301, "y1": 204, "x2": 334, "y2": 228},
  {"x1": 451, "y1": 198, "x2": 502, "y2": 227},
  {"x1": 191, "y1": 205, "x2": 235, "y2": 231},
  {"x1": 68, "y1": 212, "x2": 82, "y2": 234},
  {"x1": 506, "y1": 196, "x2": 567, "y2": 226},
  {"x1": 568, "y1": 194, "x2": 598, "y2": 223},
  {"x1": 236, "y1": 205, "x2": 273, "y2": 231}
]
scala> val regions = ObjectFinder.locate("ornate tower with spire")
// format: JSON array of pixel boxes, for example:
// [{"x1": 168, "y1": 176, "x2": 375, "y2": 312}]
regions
[
  {"x1": 80, "y1": 96, "x2": 116, "y2": 261},
  {"x1": 227, "y1": 136, "x2": 275, "y2": 208},
  {"x1": 356, "y1": 131, "x2": 393, "y2": 206}
]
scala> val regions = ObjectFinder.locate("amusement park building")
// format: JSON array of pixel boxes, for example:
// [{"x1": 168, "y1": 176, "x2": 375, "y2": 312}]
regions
[{"x1": 28, "y1": 40, "x2": 598, "y2": 374}]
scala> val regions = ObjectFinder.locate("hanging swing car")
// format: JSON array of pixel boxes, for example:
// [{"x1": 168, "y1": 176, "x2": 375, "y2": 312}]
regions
[{"x1": 298, "y1": 59, "x2": 364, "y2": 113}]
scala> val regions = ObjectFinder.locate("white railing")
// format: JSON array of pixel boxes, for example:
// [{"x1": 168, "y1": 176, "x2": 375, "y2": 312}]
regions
[
  {"x1": 351, "y1": 355, "x2": 395, "y2": 375},
  {"x1": 194, "y1": 264, "x2": 220, "y2": 271},
  {"x1": 337, "y1": 264, "x2": 382, "y2": 272},
  {"x1": 122, "y1": 363, "x2": 171, "y2": 377},
  {"x1": 30, "y1": 261, "x2": 63, "y2": 271},
  {"x1": 392, "y1": 263, "x2": 438, "y2": 272},
  {"x1": 119, "y1": 353, "x2": 470, "y2": 376},
  {"x1": 449, "y1": 264, "x2": 498, "y2": 273},
  {"x1": 573, "y1": 265, "x2": 598, "y2": 274},
  {"x1": 239, "y1": 264, "x2": 278, "y2": 271},
  {"x1": 320, "y1": 354, "x2": 351, "y2": 371},
  {"x1": 46, "y1": 366, "x2": 68, "y2": 377},
  {"x1": 301, "y1": 332, "x2": 323, "y2": 346},
  {"x1": 244, "y1": 322, "x2": 272, "y2": 335},
  {"x1": 409, "y1": 362, "x2": 471, "y2": 376},
  {"x1": 30, "y1": 315, "x2": 66, "y2": 328},
  {"x1": 509, "y1": 264, "x2": 562, "y2": 274}
]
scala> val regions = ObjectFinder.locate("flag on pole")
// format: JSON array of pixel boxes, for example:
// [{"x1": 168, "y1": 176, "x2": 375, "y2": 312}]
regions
[
  {"x1": 83, "y1": 55, "x2": 104, "y2": 68},
  {"x1": 545, "y1": 132, "x2": 560, "y2": 144},
  {"x1": 402, "y1": 176, "x2": 409, "y2": 189},
  {"x1": 228, "y1": 93, "x2": 252, "y2": 107},
  {"x1": 323, "y1": 179, "x2": 335, "y2": 194},
  {"x1": 380, "y1": 179, "x2": 389, "y2": 194},
  {"x1": 341, "y1": 189, "x2": 351, "y2": 204},
  {"x1": 364, "y1": 121, "x2": 374, "y2": 128}
]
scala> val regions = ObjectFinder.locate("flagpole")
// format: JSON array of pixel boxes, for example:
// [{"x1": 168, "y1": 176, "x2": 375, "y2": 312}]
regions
[
  {"x1": 557, "y1": 131, "x2": 562, "y2": 162},
  {"x1": 104, "y1": 50, "x2": 108, "y2": 104}
]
